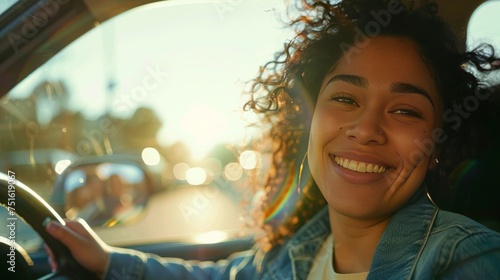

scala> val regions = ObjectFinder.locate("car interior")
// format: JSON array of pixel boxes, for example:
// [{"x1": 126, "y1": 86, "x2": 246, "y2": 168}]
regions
[{"x1": 0, "y1": 0, "x2": 499, "y2": 279}]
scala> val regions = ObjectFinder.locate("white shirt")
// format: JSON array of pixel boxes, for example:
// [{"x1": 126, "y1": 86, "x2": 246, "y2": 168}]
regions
[{"x1": 307, "y1": 234, "x2": 369, "y2": 280}]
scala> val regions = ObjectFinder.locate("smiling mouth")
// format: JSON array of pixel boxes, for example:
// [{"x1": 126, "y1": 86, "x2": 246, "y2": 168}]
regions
[{"x1": 334, "y1": 155, "x2": 388, "y2": 173}]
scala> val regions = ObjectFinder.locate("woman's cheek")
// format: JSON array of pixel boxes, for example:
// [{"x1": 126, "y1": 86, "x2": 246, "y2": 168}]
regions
[{"x1": 400, "y1": 128, "x2": 435, "y2": 170}]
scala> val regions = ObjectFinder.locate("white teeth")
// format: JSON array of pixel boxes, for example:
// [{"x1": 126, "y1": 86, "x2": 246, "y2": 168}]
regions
[
  {"x1": 356, "y1": 162, "x2": 366, "y2": 173},
  {"x1": 348, "y1": 161, "x2": 357, "y2": 171},
  {"x1": 367, "y1": 164, "x2": 373, "y2": 172},
  {"x1": 334, "y1": 156, "x2": 387, "y2": 174}
]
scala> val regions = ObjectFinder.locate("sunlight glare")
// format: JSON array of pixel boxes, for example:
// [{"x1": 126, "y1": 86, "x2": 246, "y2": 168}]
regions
[
  {"x1": 55, "y1": 159, "x2": 72, "y2": 174},
  {"x1": 186, "y1": 167, "x2": 208, "y2": 185},
  {"x1": 180, "y1": 105, "x2": 228, "y2": 158},
  {"x1": 192, "y1": 230, "x2": 229, "y2": 244},
  {"x1": 142, "y1": 147, "x2": 161, "y2": 166}
]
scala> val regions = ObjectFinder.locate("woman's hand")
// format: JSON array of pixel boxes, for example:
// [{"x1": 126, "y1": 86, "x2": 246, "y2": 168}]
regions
[{"x1": 45, "y1": 219, "x2": 110, "y2": 277}]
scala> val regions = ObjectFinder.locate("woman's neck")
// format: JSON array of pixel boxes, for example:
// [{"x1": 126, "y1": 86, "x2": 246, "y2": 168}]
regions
[{"x1": 328, "y1": 207, "x2": 390, "y2": 274}]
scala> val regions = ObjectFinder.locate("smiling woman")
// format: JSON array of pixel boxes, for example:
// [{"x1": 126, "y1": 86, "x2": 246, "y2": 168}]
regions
[
  {"x1": 309, "y1": 37, "x2": 442, "y2": 222},
  {"x1": 34, "y1": 0, "x2": 500, "y2": 279},
  {"x1": 1, "y1": 0, "x2": 500, "y2": 279}
]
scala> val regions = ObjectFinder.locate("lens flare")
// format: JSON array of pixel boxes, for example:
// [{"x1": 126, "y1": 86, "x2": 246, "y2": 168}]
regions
[{"x1": 264, "y1": 163, "x2": 300, "y2": 223}]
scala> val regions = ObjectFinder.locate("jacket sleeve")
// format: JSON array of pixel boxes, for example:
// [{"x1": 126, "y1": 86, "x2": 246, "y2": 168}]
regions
[
  {"x1": 438, "y1": 230, "x2": 500, "y2": 279},
  {"x1": 102, "y1": 247, "x2": 258, "y2": 280}
]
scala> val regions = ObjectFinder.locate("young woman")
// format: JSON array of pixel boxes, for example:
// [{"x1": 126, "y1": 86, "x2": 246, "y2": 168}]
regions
[{"x1": 45, "y1": 0, "x2": 500, "y2": 279}]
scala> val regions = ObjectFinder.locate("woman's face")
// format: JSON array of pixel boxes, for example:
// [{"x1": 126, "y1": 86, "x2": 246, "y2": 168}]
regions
[{"x1": 308, "y1": 36, "x2": 442, "y2": 220}]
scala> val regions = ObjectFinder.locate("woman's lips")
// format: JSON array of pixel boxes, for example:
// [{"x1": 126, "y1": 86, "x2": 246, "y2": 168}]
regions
[
  {"x1": 333, "y1": 155, "x2": 387, "y2": 173},
  {"x1": 330, "y1": 153, "x2": 392, "y2": 185},
  {"x1": 330, "y1": 154, "x2": 391, "y2": 184}
]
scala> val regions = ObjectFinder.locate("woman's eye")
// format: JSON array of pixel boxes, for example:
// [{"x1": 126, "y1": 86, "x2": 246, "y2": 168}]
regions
[
  {"x1": 392, "y1": 109, "x2": 422, "y2": 118},
  {"x1": 329, "y1": 95, "x2": 358, "y2": 106}
]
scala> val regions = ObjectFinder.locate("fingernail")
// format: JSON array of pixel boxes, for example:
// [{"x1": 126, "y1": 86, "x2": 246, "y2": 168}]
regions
[
  {"x1": 45, "y1": 220, "x2": 60, "y2": 233},
  {"x1": 42, "y1": 217, "x2": 52, "y2": 227}
]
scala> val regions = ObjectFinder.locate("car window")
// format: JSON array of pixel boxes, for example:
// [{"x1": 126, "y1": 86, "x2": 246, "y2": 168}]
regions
[
  {"x1": 0, "y1": 0, "x2": 293, "y2": 252},
  {"x1": 467, "y1": 0, "x2": 500, "y2": 85},
  {"x1": 0, "y1": 0, "x2": 19, "y2": 15}
]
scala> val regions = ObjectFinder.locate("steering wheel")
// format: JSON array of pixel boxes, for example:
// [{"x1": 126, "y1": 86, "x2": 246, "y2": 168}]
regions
[{"x1": 0, "y1": 172, "x2": 99, "y2": 280}]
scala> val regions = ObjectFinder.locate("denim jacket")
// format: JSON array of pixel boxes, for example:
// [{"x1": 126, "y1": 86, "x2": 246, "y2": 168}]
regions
[{"x1": 103, "y1": 192, "x2": 500, "y2": 279}]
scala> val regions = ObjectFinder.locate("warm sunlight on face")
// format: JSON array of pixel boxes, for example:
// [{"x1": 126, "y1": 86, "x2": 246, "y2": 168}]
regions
[{"x1": 308, "y1": 37, "x2": 441, "y2": 221}]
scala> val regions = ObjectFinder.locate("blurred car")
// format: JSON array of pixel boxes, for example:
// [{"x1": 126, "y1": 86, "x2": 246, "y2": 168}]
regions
[{"x1": 0, "y1": 0, "x2": 499, "y2": 278}]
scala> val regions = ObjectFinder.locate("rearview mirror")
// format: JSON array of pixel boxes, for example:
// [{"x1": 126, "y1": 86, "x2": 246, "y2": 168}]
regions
[{"x1": 52, "y1": 156, "x2": 152, "y2": 227}]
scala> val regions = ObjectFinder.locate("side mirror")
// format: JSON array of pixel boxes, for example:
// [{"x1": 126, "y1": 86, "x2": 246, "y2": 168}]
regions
[{"x1": 52, "y1": 156, "x2": 152, "y2": 227}]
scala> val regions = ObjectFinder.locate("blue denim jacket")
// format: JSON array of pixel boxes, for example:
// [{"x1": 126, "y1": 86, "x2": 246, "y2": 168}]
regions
[{"x1": 103, "y1": 192, "x2": 500, "y2": 279}]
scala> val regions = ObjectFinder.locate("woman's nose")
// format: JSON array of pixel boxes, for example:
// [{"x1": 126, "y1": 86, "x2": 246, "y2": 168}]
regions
[{"x1": 344, "y1": 110, "x2": 386, "y2": 145}]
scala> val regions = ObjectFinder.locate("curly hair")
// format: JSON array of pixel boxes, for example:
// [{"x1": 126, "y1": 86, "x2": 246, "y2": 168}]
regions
[{"x1": 244, "y1": 0, "x2": 500, "y2": 252}]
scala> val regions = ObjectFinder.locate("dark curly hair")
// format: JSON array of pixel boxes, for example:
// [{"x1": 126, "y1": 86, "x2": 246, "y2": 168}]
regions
[{"x1": 244, "y1": 0, "x2": 500, "y2": 251}]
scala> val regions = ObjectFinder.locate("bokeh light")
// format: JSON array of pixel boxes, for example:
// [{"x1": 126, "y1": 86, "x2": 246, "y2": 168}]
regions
[
  {"x1": 141, "y1": 147, "x2": 160, "y2": 166},
  {"x1": 186, "y1": 167, "x2": 208, "y2": 185},
  {"x1": 173, "y1": 162, "x2": 190, "y2": 180},
  {"x1": 239, "y1": 150, "x2": 258, "y2": 170},
  {"x1": 224, "y1": 162, "x2": 243, "y2": 181}
]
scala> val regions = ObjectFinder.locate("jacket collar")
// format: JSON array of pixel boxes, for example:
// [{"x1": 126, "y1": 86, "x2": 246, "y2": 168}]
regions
[
  {"x1": 262, "y1": 190, "x2": 438, "y2": 280},
  {"x1": 261, "y1": 207, "x2": 330, "y2": 280},
  {"x1": 369, "y1": 191, "x2": 438, "y2": 279}
]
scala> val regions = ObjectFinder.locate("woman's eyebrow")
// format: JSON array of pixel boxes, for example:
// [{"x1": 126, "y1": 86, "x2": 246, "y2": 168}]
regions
[
  {"x1": 326, "y1": 74, "x2": 368, "y2": 88},
  {"x1": 325, "y1": 75, "x2": 435, "y2": 107},
  {"x1": 391, "y1": 82, "x2": 435, "y2": 107}
]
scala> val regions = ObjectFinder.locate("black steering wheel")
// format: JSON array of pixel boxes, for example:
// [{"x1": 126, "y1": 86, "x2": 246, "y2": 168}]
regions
[{"x1": 0, "y1": 172, "x2": 99, "y2": 280}]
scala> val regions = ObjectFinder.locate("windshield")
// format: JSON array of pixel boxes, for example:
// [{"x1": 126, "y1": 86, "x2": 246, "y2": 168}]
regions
[
  {"x1": 0, "y1": 0, "x2": 293, "y2": 251},
  {"x1": 0, "y1": 0, "x2": 19, "y2": 15},
  {"x1": 467, "y1": 0, "x2": 500, "y2": 85}
]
